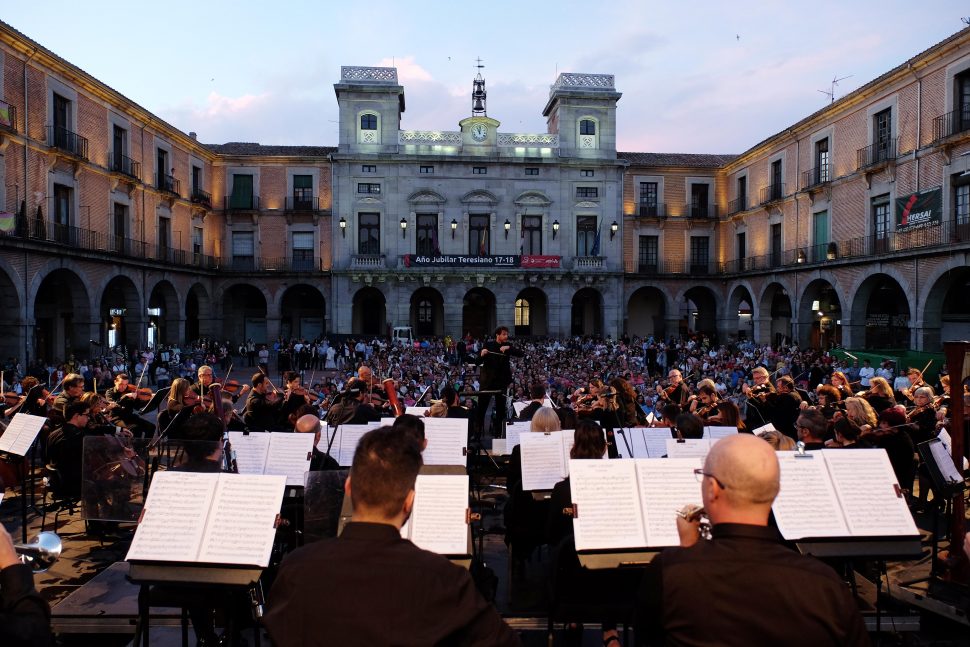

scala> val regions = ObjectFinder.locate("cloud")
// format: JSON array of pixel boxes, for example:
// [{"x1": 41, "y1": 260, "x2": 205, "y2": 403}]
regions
[{"x1": 375, "y1": 56, "x2": 433, "y2": 83}]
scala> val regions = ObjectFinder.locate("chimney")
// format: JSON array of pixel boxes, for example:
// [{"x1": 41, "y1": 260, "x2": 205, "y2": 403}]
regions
[{"x1": 189, "y1": 131, "x2": 197, "y2": 140}]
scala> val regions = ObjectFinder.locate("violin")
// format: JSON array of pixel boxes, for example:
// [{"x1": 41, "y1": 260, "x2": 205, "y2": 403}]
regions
[
  {"x1": 219, "y1": 379, "x2": 245, "y2": 395},
  {"x1": 286, "y1": 385, "x2": 325, "y2": 401},
  {"x1": 124, "y1": 384, "x2": 154, "y2": 403}
]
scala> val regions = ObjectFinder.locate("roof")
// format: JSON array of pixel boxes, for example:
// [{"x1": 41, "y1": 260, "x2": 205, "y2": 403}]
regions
[
  {"x1": 204, "y1": 142, "x2": 337, "y2": 157},
  {"x1": 618, "y1": 152, "x2": 738, "y2": 168}
]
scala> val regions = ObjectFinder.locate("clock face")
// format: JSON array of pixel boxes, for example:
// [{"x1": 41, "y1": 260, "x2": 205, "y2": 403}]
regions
[{"x1": 471, "y1": 123, "x2": 488, "y2": 141}]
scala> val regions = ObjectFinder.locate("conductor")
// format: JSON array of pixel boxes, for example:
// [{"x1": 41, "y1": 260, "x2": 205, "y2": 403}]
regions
[{"x1": 474, "y1": 326, "x2": 523, "y2": 437}]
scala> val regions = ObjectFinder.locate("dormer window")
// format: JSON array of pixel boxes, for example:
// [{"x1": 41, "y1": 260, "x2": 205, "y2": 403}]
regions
[
  {"x1": 360, "y1": 114, "x2": 377, "y2": 130},
  {"x1": 580, "y1": 120, "x2": 596, "y2": 136}
]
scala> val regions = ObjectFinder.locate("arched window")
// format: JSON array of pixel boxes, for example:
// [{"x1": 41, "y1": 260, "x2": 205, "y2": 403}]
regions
[
  {"x1": 579, "y1": 119, "x2": 596, "y2": 135},
  {"x1": 515, "y1": 298, "x2": 530, "y2": 326},
  {"x1": 360, "y1": 114, "x2": 378, "y2": 130}
]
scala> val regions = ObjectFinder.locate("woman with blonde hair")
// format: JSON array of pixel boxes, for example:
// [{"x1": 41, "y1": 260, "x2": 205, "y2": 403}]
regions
[
  {"x1": 864, "y1": 376, "x2": 896, "y2": 414},
  {"x1": 843, "y1": 396, "x2": 877, "y2": 431},
  {"x1": 530, "y1": 406, "x2": 562, "y2": 432}
]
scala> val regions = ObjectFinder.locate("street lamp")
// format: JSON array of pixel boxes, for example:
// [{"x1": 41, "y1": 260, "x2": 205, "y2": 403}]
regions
[
  {"x1": 610, "y1": 221, "x2": 618, "y2": 240},
  {"x1": 552, "y1": 220, "x2": 560, "y2": 239},
  {"x1": 504, "y1": 219, "x2": 511, "y2": 239},
  {"x1": 451, "y1": 219, "x2": 458, "y2": 239},
  {"x1": 339, "y1": 216, "x2": 347, "y2": 237},
  {"x1": 400, "y1": 217, "x2": 408, "y2": 238}
]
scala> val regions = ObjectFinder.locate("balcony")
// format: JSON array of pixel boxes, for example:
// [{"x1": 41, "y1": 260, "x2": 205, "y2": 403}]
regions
[
  {"x1": 257, "y1": 256, "x2": 324, "y2": 272},
  {"x1": 350, "y1": 254, "x2": 387, "y2": 269},
  {"x1": 573, "y1": 256, "x2": 605, "y2": 270},
  {"x1": 191, "y1": 188, "x2": 212, "y2": 209},
  {"x1": 802, "y1": 164, "x2": 831, "y2": 190},
  {"x1": 759, "y1": 183, "x2": 786, "y2": 206},
  {"x1": 47, "y1": 125, "x2": 89, "y2": 160},
  {"x1": 285, "y1": 195, "x2": 320, "y2": 212},
  {"x1": 156, "y1": 173, "x2": 180, "y2": 197},
  {"x1": 856, "y1": 138, "x2": 897, "y2": 171},
  {"x1": 932, "y1": 107, "x2": 970, "y2": 142},
  {"x1": 108, "y1": 152, "x2": 140, "y2": 181},
  {"x1": 224, "y1": 195, "x2": 260, "y2": 212},
  {"x1": 728, "y1": 196, "x2": 747, "y2": 215},
  {"x1": 637, "y1": 202, "x2": 666, "y2": 218},
  {"x1": 0, "y1": 100, "x2": 17, "y2": 133},
  {"x1": 686, "y1": 203, "x2": 718, "y2": 219}
]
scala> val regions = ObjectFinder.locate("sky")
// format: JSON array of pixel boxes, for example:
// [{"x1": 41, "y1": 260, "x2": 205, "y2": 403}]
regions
[{"x1": 3, "y1": 1, "x2": 968, "y2": 154}]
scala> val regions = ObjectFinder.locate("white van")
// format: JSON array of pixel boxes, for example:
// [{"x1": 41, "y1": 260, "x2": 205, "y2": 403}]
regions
[{"x1": 391, "y1": 326, "x2": 414, "y2": 347}]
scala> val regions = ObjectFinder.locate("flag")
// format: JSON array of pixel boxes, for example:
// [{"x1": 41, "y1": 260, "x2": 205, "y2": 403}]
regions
[
  {"x1": 479, "y1": 228, "x2": 488, "y2": 256},
  {"x1": 0, "y1": 212, "x2": 14, "y2": 233},
  {"x1": 431, "y1": 226, "x2": 440, "y2": 256},
  {"x1": 590, "y1": 224, "x2": 601, "y2": 255}
]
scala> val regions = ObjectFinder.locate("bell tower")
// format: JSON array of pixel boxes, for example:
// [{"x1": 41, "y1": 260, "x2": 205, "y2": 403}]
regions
[
  {"x1": 460, "y1": 57, "x2": 500, "y2": 147},
  {"x1": 472, "y1": 58, "x2": 487, "y2": 116}
]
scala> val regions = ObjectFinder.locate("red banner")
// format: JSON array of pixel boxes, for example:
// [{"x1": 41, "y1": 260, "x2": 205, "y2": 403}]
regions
[{"x1": 520, "y1": 255, "x2": 561, "y2": 268}]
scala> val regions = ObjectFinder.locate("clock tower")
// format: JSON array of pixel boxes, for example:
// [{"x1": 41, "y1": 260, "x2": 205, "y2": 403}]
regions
[{"x1": 459, "y1": 59, "x2": 499, "y2": 146}]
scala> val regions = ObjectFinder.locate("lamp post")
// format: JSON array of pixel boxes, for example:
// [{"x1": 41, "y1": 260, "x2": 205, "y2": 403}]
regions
[
  {"x1": 504, "y1": 219, "x2": 511, "y2": 239},
  {"x1": 552, "y1": 220, "x2": 560, "y2": 240},
  {"x1": 339, "y1": 217, "x2": 346, "y2": 237},
  {"x1": 400, "y1": 217, "x2": 407, "y2": 238},
  {"x1": 451, "y1": 219, "x2": 458, "y2": 239},
  {"x1": 610, "y1": 221, "x2": 618, "y2": 240}
]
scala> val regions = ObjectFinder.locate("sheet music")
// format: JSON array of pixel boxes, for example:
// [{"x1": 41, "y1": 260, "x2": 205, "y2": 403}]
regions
[
  {"x1": 646, "y1": 412, "x2": 655, "y2": 425},
  {"x1": 643, "y1": 428, "x2": 673, "y2": 458},
  {"x1": 636, "y1": 458, "x2": 703, "y2": 547},
  {"x1": 623, "y1": 428, "x2": 648, "y2": 459},
  {"x1": 227, "y1": 432, "x2": 271, "y2": 475},
  {"x1": 126, "y1": 471, "x2": 218, "y2": 562},
  {"x1": 927, "y1": 438, "x2": 963, "y2": 486},
  {"x1": 335, "y1": 423, "x2": 381, "y2": 467},
  {"x1": 407, "y1": 474, "x2": 469, "y2": 555},
  {"x1": 773, "y1": 453, "x2": 850, "y2": 539},
  {"x1": 937, "y1": 429, "x2": 970, "y2": 470},
  {"x1": 316, "y1": 423, "x2": 328, "y2": 451},
  {"x1": 0, "y1": 413, "x2": 46, "y2": 456},
  {"x1": 751, "y1": 423, "x2": 777, "y2": 437},
  {"x1": 198, "y1": 474, "x2": 286, "y2": 566},
  {"x1": 265, "y1": 433, "x2": 314, "y2": 486},
  {"x1": 423, "y1": 420, "x2": 468, "y2": 466},
  {"x1": 512, "y1": 401, "x2": 529, "y2": 416},
  {"x1": 519, "y1": 431, "x2": 567, "y2": 491},
  {"x1": 704, "y1": 426, "x2": 738, "y2": 440},
  {"x1": 822, "y1": 449, "x2": 918, "y2": 537},
  {"x1": 561, "y1": 430, "x2": 575, "y2": 475},
  {"x1": 570, "y1": 459, "x2": 647, "y2": 550},
  {"x1": 404, "y1": 406, "x2": 427, "y2": 417},
  {"x1": 504, "y1": 423, "x2": 522, "y2": 449},
  {"x1": 491, "y1": 439, "x2": 508, "y2": 455},
  {"x1": 665, "y1": 438, "x2": 713, "y2": 459}
]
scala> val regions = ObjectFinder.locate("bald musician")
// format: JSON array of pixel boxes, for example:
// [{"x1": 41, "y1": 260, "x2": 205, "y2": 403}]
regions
[{"x1": 637, "y1": 434, "x2": 868, "y2": 645}]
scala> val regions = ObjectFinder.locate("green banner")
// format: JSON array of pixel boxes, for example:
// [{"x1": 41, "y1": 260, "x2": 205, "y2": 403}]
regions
[{"x1": 895, "y1": 187, "x2": 941, "y2": 232}]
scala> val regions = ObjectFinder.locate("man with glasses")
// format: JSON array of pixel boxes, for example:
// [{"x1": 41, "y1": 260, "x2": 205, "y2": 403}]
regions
[
  {"x1": 656, "y1": 368, "x2": 690, "y2": 409},
  {"x1": 795, "y1": 409, "x2": 828, "y2": 450},
  {"x1": 636, "y1": 434, "x2": 867, "y2": 645}
]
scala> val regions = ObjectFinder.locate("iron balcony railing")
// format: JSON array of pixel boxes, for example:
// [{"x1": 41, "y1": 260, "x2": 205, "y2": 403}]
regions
[
  {"x1": 157, "y1": 173, "x2": 180, "y2": 196},
  {"x1": 191, "y1": 188, "x2": 212, "y2": 209},
  {"x1": 759, "y1": 183, "x2": 786, "y2": 206},
  {"x1": 686, "y1": 203, "x2": 718, "y2": 219},
  {"x1": 224, "y1": 256, "x2": 324, "y2": 272},
  {"x1": 728, "y1": 196, "x2": 747, "y2": 215},
  {"x1": 108, "y1": 152, "x2": 140, "y2": 180},
  {"x1": 285, "y1": 195, "x2": 320, "y2": 211},
  {"x1": 932, "y1": 106, "x2": 970, "y2": 142},
  {"x1": 857, "y1": 137, "x2": 897, "y2": 170},
  {"x1": 47, "y1": 125, "x2": 89, "y2": 159},
  {"x1": 0, "y1": 100, "x2": 17, "y2": 133},
  {"x1": 225, "y1": 195, "x2": 260, "y2": 211},
  {"x1": 802, "y1": 164, "x2": 831, "y2": 190},
  {"x1": 637, "y1": 202, "x2": 666, "y2": 218}
]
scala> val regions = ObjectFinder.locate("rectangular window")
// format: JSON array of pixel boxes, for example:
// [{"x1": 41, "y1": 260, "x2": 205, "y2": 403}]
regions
[
  {"x1": 690, "y1": 184, "x2": 710, "y2": 218},
  {"x1": 812, "y1": 210, "x2": 830, "y2": 262},
  {"x1": 814, "y1": 138, "x2": 830, "y2": 184},
  {"x1": 770, "y1": 159, "x2": 783, "y2": 200},
  {"x1": 576, "y1": 187, "x2": 599, "y2": 199},
  {"x1": 472, "y1": 167, "x2": 487, "y2": 175},
  {"x1": 872, "y1": 196, "x2": 890, "y2": 253},
  {"x1": 955, "y1": 179, "x2": 970, "y2": 241},
  {"x1": 419, "y1": 165, "x2": 434, "y2": 174},
  {"x1": 580, "y1": 169, "x2": 594, "y2": 177},
  {"x1": 958, "y1": 71, "x2": 970, "y2": 132},
  {"x1": 525, "y1": 167, "x2": 539, "y2": 176},
  {"x1": 416, "y1": 213, "x2": 439, "y2": 256},
  {"x1": 737, "y1": 176, "x2": 747, "y2": 210},
  {"x1": 112, "y1": 125, "x2": 127, "y2": 171},
  {"x1": 361, "y1": 164, "x2": 377, "y2": 173},
  {"x1": 576, "y1": 216, "x2": 598, "y2": 256},
  {"x1": 157, "y1": 148, "x2": 173, "y2": 192},
  {"x1": 357, "y1": 182, "x2": 381, "y2": 194},
  {"x1": 690, "y1": 236, "x2": 710, "y2": 274},
  {"x1": 53, "y1": 93, "x2": 70, "y2": 130},
  {"x1": 770, "y1": 223, "x2": 782, "y2": 267},
  {"x1": 292, "y1": 231, "x2": 314, "y2": 270},
  {"x1": 158, "y1": 216, "x2": 171, "y2": 261},
  {"x1": 873, "y1": 108, "x2": 892, "y2": 162},
  {"x1": 469, "y1": 214, "x2": 489, "y2": 256},
  {"x1": 192, "y1": 226, "x2": 203, "y2": 258},
  {"x1": 232, "y1": 231, "x2": 255, "y2": 269},
  {"x1": 639, "y1": 182, "x2": 658, "y2": 216},
  {"x1": 114, "y1": 203, "x2": 128, "y2": 254},
  {"x1": 192, "y1": 165, "x2": 202, "y2": 195},
  {"x1": 52, "y1": 183, "x2": 72, "y2": 245},
  {"x1": 358, "y1": 213, "x2": 381, "y2": 255},
  {"x1": 230, "y1": 174, "x2": 254, "y2": 209},
  {"x1": 522, "y1": 215, "x2": 542, "y2": 255},
  {"x1": 638, "y1": 235, "x2": 658, "y2": 272},
  {"x1": 293, "y1": 174, "x2": 313, "y2": 210},
  {"x1": 736, "y1": 232, "x2": 746, "y2": 270}
]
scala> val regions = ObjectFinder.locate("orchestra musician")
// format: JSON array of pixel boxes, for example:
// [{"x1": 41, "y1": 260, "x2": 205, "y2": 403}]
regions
[
  {"x1": 741, "y1": 366, "x2": 774, "y2": 428},
  {"x1": 610, "y1": 376, "x2": 647, "y2": 427},
  {"x1": 243, "y1": 372, "x2": 283, "y2": 432},
  {"x1": 813, "y1": 385, "x2": 843, "y2": 420},
  {"x1": 899, "y1": 367, "x2": 927, "y2": 403},
  {"x1": 104, "y1": 373, "x2": 154, "y2": 438},
  {"x1": 279, "y1": 371, "x2": 309, "y2": 429},
  {"x1": 656, "y1": 369, "x2": 690, "y2": 409},
  {"x1": 691, "y1": 383, "x2": 720, "y2": 420},
  {"x1": 156, "y1": 378, "x2": 198, "y2": 442},
  {"x1": 438, "y1": 385, "x2": 469, "y2": 419},
  {"x1": 45, "y1": 401, "x2": 96, "y2": 500},
  {"x1": 48, "y1": 373, "x2": 84, "y2": 429},
  {"x1": 636, "y1": 434, "x2": 868, "y2": 645},
  {"x1": 905, "y1": 386, "x2": 938, "y2": 444},
  {"x1": 191, "y1": 365, "x2": 250, "y2": 404},
  {"x1": 860, "y1": 376, "x2": 896, "y2": 414},
  {"x1": 762, "y1": 376, "x2": 802, "y2": 439},
  {"x1": 706, "y1": 400, "x2": 745, "y2": 432},
  {"x1": 474, "y1": 326, "x2": 523, "y2": 437},
  {"x1": 516, "y1": 383, "x2": 547, "y2": 422},
  {"x1": 828, "y1": 371, "x2": 853, "y2": 400}
]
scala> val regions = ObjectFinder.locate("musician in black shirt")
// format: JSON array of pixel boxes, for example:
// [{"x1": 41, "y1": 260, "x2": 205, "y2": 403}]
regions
[{"x1": 474, "y1": 326, "x2": 523, "y2": 436}]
